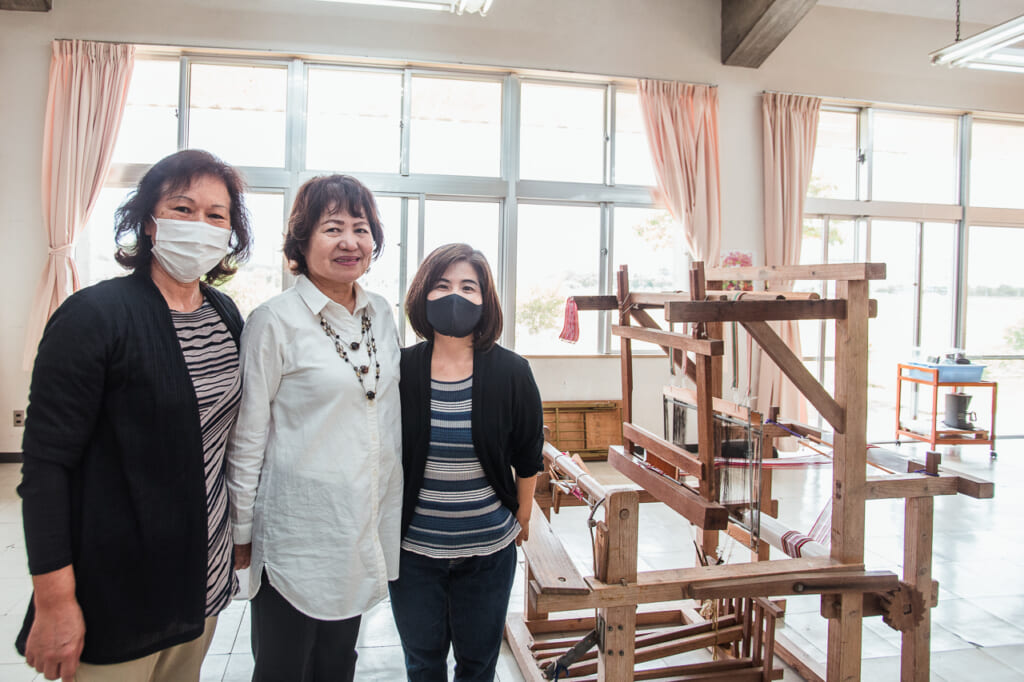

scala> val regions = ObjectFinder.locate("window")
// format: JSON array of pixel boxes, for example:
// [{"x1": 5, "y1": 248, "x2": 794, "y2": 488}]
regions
[
  {"x1": 111, "y1": 59, "x2": 179, "y2": 165},
  {"x1": 187, "y1": 63, "x2": 287, "y2": 168},
  {"x1": 77, "y1": 187, "x2": 134, "y2": 286},
  {"x1": 970, "y1": 120, "x2": 1024, "y2": 209},
  {"x1": 410, "y1": 76, "x2": 502, "y2": 176},
  {"x1": 306, "y1": 68, "x2": 402, "y2": 173},
  {"x1": 808, "y1": 110, "x2": 858, "y2": 200},
  {"x1": 612, "y1": 206, "x2": 674, "y2": 350},
  {"x1": 420, "y1": 200, "x2": 500, "y2": 269},
  {"x1": 966, "y1": 225, "x2": 1024, "y2": 428},
  {"x1": 218, "y1": 192, "x2": 286, "y2": 319},
  {"x1": 614, "y1": 92, "x2": 657, "y2": 186},
  {"x1": 88, "y1": 54, "x2": 661, "y2": 356},
  {"x1": 871, "y1": 111, "x2": 958, "y2": 204},
  {"x1": 515, "y1": 204, "x2": 601, "y2": 355},
  {"x1": 520, "y1": 82, "x2": 605, "y2": 183}
]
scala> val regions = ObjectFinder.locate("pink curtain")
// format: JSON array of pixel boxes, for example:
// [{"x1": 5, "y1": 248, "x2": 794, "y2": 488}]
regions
[
  {"x1": 22, "y1": 40, "x2": 135, "y2": 369},
  {"x1": 637, "y1": 80, "x2": 722, "y2": 265},
  {"x1": 756, "y1": 92, "x2": 821, "y2": 424}
]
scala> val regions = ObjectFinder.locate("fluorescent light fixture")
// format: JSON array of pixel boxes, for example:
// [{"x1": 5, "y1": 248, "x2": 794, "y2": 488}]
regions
[
  {"x1": 317, "y1": 0, "x2": 493, "y2": 14},
  {"x1": 931, "y1": 13, "x2": 1024, "y2": 72}
]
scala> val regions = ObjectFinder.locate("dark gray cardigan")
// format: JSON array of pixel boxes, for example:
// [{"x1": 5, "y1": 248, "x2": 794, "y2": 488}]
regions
[
  {"x1": 399, "y1": 341, "x2": 544, "y2": 538},
  {"x1": 17, "y1": 270, "x2": 242, "y2": 664}
]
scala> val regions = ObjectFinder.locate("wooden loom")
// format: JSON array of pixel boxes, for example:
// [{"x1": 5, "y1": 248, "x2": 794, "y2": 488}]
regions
[{"x1": 505, "y1": 262, "x2": 994, "y2": 682}]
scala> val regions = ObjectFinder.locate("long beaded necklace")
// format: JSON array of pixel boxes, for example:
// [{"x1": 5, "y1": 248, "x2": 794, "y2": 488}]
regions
[{"x1": 318, "y1": 311, "x2": 381, "y2": 401}]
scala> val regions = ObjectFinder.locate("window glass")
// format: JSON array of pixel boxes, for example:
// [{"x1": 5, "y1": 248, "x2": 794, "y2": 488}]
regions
[
  {"x1": 410, "y1": 76, "x2": 501, "y2": 176},
  {"x1": 188, "y1": 63, "x2": 287, "y2": 168},
  {"x1": 520, "y1": 83, "x2": 605, "y2": 183},
  {"x1": 614, "y1": 91, "x2": 656, "y2": 186},
  {"x1": 111, "y1": 59, "x2": 179, "y2": 165},
  {"x1": 77, "y1": 187, "x2": 134, "y2": 286},
  {"x1": 919, "y1": 222, "x2": 955, "y2": 352},
  {"x1": 871, "y1": 111, "x2": 958, "y2": 204},
  {"x1": 808, "y1": 110, "x2": 858, "y2": 199},
  {"x1": 516, "y1": 204, "x2": 601, "y2": 354},
  {"x1": 612, "y1": 207, "x2": 675, "y2": 351},
  {"x1": 218, "y1": 192, "x2": 286, "y2": 318},
  {"x1": 420, "y1": 200, "x2": 500, "y2": 271},
  {"x1": 307, "y1": 68, "x2": 402, "y2": 173},
  {"x1": 966, "y1": 226, "x2": 1024, "y2": 356},
  {"x1": 798, "y1": 217, "x2": 825, "y2": 365},
  {"x1": 970, "y1": 120, "x2": 1024, "y2": 209},
  {"x1": 360, "y1": 196, "x2": 403, "y2": 321}
]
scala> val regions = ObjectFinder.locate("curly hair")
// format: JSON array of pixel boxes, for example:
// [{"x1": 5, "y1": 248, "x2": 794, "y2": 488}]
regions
[
  {"x1": 114, "y1": 149, "x2": 252, "y2": 284},
  {"x1": 284, "y1": 175, "x2": 384, "y2": 276}
]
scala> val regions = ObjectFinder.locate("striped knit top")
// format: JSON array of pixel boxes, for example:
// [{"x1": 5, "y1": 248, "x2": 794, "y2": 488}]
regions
[
  {"x1": 401, "y1": 377, "x2": 519, "y2": 559},
  {"x1": 171, "y1": 300, "x2": 241, "y2": 617}
]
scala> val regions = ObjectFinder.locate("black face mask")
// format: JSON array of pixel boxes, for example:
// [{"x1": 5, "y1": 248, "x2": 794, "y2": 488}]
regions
[{"x1": 426, "y1": 293, "x2": 483, "y2": 339}]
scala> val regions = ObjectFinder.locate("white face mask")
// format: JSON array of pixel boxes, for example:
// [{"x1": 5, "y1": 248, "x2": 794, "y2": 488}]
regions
[{"x1": 150, "y1": 217, "x2": 232, "y2": 283}]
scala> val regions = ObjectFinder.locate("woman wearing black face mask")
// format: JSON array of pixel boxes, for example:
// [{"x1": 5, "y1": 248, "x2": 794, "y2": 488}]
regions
[{"x1": 391, "y1": 243, "x2": 544, "y2": 681}]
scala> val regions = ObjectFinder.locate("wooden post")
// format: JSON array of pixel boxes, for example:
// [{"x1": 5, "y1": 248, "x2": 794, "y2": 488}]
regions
[
  {"x1": 689, "y1": 263, "x2": 720, "y2": 561},
  {"x1": 618, "y1": 266, "x2": 634, "y2": 445},
  {"x1": 826, "y1": 279, "x2": 868, "y2": 682},
  {"x1": 901, "y1": 493, "x2": 934, "y2": 680},
  {"x1": 597, "y1": 487, "x2": 639, "y2": 681}
]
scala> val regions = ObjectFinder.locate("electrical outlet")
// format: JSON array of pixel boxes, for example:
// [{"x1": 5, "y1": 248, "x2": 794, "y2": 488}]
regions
[{"x1": 12, "y1": 410, "x2": 25, "y2": 428}]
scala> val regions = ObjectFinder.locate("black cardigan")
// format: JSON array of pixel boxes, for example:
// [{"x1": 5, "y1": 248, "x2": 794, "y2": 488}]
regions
[
  {"x1": 399, "y1": 341, "x2": 545, "y2": 538},
  {"x1": 17, "y1": 271, "x2": 243, "y2": 664}
]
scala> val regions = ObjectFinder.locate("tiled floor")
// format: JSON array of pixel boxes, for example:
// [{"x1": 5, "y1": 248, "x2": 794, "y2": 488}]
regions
[{"x1": 0, "y1": 439, "x2": 1021, "y2": 680}]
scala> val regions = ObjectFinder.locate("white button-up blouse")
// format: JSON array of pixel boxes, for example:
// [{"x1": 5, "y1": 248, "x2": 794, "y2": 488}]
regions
[{"x1": 227, "y1": 275, "x2": 403, "y2": 620}]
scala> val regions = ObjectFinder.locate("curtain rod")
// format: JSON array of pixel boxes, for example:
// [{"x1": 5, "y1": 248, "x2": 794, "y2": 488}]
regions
[{"x1": 55, "y1": 37, "x2": 717, "y2": 88}]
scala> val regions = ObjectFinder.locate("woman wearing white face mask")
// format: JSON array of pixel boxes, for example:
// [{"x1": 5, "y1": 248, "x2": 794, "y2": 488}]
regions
[
  {"x1": 18, "y1": 149, "x2": 253, "y2": 682},
  {"x1": 228, "y1": 174, "x2": 403, "y2": 682}
]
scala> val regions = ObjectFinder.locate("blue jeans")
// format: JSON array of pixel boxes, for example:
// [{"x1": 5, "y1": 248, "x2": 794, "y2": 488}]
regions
[{"x1": 389, "y1": 542, "x2": 517, "y2": 682}]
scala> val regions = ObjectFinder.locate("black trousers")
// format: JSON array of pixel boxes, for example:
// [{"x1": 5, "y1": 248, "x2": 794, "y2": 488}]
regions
[{"x1": 250, "y1": 570, "x2": 362, "y2": 682}]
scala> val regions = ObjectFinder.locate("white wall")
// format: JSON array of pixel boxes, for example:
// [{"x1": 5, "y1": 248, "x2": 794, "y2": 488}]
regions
[{"x1": 2, "y1": 0, "x2": 1023, "y2": 452}]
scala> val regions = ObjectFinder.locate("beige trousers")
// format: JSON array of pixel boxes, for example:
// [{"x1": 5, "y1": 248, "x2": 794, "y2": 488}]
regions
[{"x1": 75, "y1": 615, "x2": 218, "y2": 682}]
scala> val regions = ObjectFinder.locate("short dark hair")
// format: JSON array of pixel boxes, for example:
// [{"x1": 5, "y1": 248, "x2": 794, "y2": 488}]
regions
[
  {"x1": 284, "y1": 175, "x2": 384, "y2": 276},
  {"x1": 114, "y1": 149, "x2": 252, "y2": 284},
  {"x1": 406, "y1": 243, "x2": 502, "y2": 350}
]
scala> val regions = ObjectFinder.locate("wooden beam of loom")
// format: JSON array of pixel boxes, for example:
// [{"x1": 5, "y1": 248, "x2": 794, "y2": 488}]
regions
[
  {"x1": 704, "y1": 262, "x2": 887, "y2": 282},
  {"x1": 520, "y1": 500, "x2": 590, "y2": 595},
  {"x1": 664, "y1": 298, "x2": 878, "y2": 323},
  {"x1": 612, "y1": 325, "x2": 724, "y2": 357},
  {"x1": 663, "y1": 385, "x2": 794, "y2": 439},
  {"x1": 906, "y1": 458, "x2": 994, "y2": 499},
  {"x1": 622, "y1": 423, "x2": 705, "y2": 479},
  {"x1": 608, "y1": 446, "x2": 728, "y2": 531},
  {"x1": 541, "y1": 442, "x2": 610, "y2": 502},
  {"x1": 740, "y1": 320, "x2": 845, "y2": 432},
  {"x1": 530, "y1": 556, "x2": 881, "y2": 612},
  {"x1": 625, "y1": 291, "x2": 692, "y2": 308},
  {"x1": 571, "y1": 295, "x2": 618, "y2": 311},
  {"x1": 864, "y1": 474, "x2": 960, "y2": 500},
  {"x1": 628, "y1": 307, "x2": 691, "y2": 379}
]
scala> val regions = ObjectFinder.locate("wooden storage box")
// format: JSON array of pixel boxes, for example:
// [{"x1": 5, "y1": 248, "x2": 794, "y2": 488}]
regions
[{"x1": 542, "y1": 400, "x2": 622, "y2": 461}]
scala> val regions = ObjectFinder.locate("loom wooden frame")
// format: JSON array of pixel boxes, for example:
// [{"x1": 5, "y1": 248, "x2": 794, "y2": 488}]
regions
[{"x1": 505, "y1": 261, "x2": 994, "y2": 682}]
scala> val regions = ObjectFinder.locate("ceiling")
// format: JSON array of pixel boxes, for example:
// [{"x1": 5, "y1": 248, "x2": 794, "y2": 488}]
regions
[{"x1": 817, "y1": 0, "x2": 1023, "y2": 27}]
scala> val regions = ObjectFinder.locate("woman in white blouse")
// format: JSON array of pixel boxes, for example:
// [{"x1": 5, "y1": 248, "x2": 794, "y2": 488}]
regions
[{"x1": 227, "y1": 174, "x2": 402, "y2": 682}]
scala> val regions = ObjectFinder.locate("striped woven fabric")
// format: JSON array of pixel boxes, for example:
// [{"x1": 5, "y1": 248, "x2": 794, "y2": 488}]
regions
[
  {"x1": 171, "y1": 301, "x2": 240, "y2": 616},
  {"x1": 559, "y1": 297, "x2": 579, "y2": 343},
  {"x1": 402, "y1": 377, "x2": 519, "y2": 559}
]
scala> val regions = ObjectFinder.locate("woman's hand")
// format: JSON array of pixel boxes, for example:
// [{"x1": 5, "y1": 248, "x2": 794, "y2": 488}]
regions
[
  {"x1": 515, "y1": 507, "x2": 531, "y2": 546},
  {"x1": 515, "y1": 474, "x2": 538, "y2": 546},
  {"x1": 234, "y1": 543, "x2": 252, "y2": 570},
  {"x1": 25, "y1": 567, "x2": 85, "y2": 682}
]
